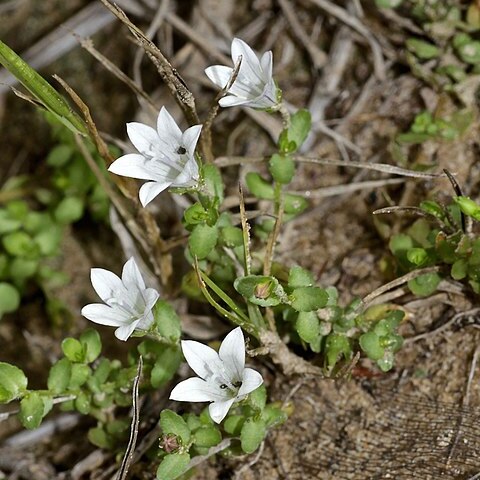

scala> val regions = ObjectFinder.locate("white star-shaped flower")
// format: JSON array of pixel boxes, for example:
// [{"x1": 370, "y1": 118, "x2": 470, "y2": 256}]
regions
[
  {"x1": 81, "y1": 257, "x2": 160, "y2": 341},
  {"x1": 205, "y1": 38, "x2": 278, "y2": 109},
  {"x1": 108, "y1": 107, "x2": 202, "y2": 207},
  {"x1": 169, "y1": 327, "x2": 264, "y2": 423}
]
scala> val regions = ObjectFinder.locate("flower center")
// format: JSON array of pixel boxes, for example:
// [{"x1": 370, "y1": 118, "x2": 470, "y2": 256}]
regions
[{"x1": 176, "y1": 146, "x2": 187, "y2": 155}]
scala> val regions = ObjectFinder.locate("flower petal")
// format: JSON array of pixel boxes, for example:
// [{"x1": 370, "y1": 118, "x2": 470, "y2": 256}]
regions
[
  {"x1": 139, "y1": 181, "x2": 171, "y2": 207},
  {"x1": 181, "y1": 339, "x2": 222, "y2": 380},
  {"x1": 260, "y1": 51, "x2": 273, "y2": 80},
  {"x1": 182, "y1": 125, "x2": 202, "y2": 157},
  {"x1": 205, "y1": 65, "x2": 234, "y2": 89},
  {"x1": 108, "y1": 154, "x2": 156, "y2": 181},
  {"x1": 231, "y1": 38, "x2": 265, "y2": 86},
  {"x1": 121, "y1": 257, "x2": 146, "y2": 291},
  {"x1": 81, "y1": 303, "x2": 131, "y2": 327},
  {"x1": 238, "y1": 367, "x2": 263, "y2": 397},
  {"x1": 137, "y1": 310, "x2": 155, "y2": 331},
  {"x1": 170, "y1": 377, "x2": 227, "y2": 402},
  {"x1": 127, "y1": 122, "x2": 159, "y2": 154},
  {"x1": 218, "y1": 95, "x2": 252, "y2": 107},
  {"x1": 115, "y1": 320, "x2": 141, "y2": 341},
  {"x1": 219, "y1": 327, "x2": 245, "y2": 381},
  {"x1": 143, "y1": 287, "x2": 160, "y2": 310},
  {"x1": 209, "y1": 398, "x2": 235, "y2": 423},
  {"x1": 157, "y1": 107, "x2": 182, "y2": 147},
  {"x1": 90, "y1": 268, "x2": 124, "y2": 302},
  {"x1": 172, "y1": 158, "x2": 199, "y2": 188}
]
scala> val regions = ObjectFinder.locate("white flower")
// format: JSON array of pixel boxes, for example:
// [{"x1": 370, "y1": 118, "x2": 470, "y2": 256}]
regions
[
  {"x1": 81, "y1": 257, "x2": 160, "y2": 341},
  {"x1": 170, "y1": 327, "x2": 263, "y2": 423},
  {"x1": 108, "y1": 107, "x2": 202, "y2": 207},
  {"x1": 205, "y1": 38, "x2": 278, "y2": 109}
]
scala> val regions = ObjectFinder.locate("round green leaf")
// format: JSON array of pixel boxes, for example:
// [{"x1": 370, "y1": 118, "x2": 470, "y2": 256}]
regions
[
  {"x1": 47, "y1": 358, "x2": 72, "y2": 394},
  {"x1": 359, "y1": 332, "x2": 384, "y2": 361},
  {"x1": 154, "y1": 301, "x2": 181, "y2": 342},
  {"x1": 0, "y1": 282, "x2": 20, "y2": 314},
  {"x1": 240, "y1": 418, "x2": 266, "y2": 454},
  {"x1": 290, "y1": 286, "x2": 328, "y2": 312},
  {"x1": 61, "y1": 337, "x2": 85, "y2": 363},
  {"x1": 296, "y1": 311, "x2": 320, "y2": 343},
  {"x1": 193, "y1": 425, "x2": 222, "y2": 448},
  {"x1": 188, "y1": 224, "x2": 218, "y2": 259},
  {"x1": 160, "y1": 409, "x2": 191, "y2": 444},
  {"x1": 2, "y1": 231, "x2": 39, "y2": 257},
  {"x1": 269, "y1": 154, "x2": 295, "y2": 184},
  {"x1": 156, "y1": 453, "x2": 190, "y2": 480},
  {"x1": 54, "y1": 196, "x2": 84, "y2": 224},
  {"x1": 0, "y1": 362, "x2": 27, "y2": 403},
  {"x1": 19, "y1": 392, "x2": 52, "y2": 429},
  {"x1": 80, "y1": 328, "x2": 102, "y2": 363}
]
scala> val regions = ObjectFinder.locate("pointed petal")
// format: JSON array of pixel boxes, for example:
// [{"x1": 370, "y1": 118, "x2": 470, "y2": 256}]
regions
[
  {"x1": 121, "y1": 257, "x2": 146, "y2": 291},
  {"x1": 219, "y1": 327, "x2": 245, "y2": 381},
  {"x1": 209, "y1": 399, "x2": 235, "y2": 423},
  {"x1": 205, "y1": 65, "x2": 234, "y2": 89},
  {"x1": 238, "y1": 368, "x2": 263, "y2": 397},
  {"x1": 157, "y1": 107, "x2": 182, "y2": 146},
  {"x1": 181, "y1": 340, "x2": 222, "y2": 380},
  {"x1": 137, "y1": 310, "x2": 155, "y2": 331},
  {"x1": 170, "y1": 377, "x2": 227, "y2": 402},
  {"x1": 260, "y1": 51, "x2": 273, "y2": 79},
  {"x1": 114, "y1": 320, "x2": 140, "y2": 341},
  {"x1": 108, "y1": 153, "x2": 156, "y2": 181},
  {"x1": 231, "y1": 38, "x2": 261, "y2": 72},
  {"x1": 143, "y1": 288, "x2": 160, "y2": 310},
  {"x1": 172, "y1": 158, "x2": 199, "y2": 188},
  {"x1": 81, "y1": 303, "x2": 130, "y2": 327},
  {"x1": 182, "y1": 125, "x2": 202, "y2": 157},
  {"x1": 126, "y1": 122, "x2": 159, "y2": 154},
  {"x1": 90, "y1": 268, "x2": 123, "y2": 302},
  {"x1": 218, "y1": 95, "x2": 251, "y2": 107},
  {"x1": 139, "y1": 181, "x2": 171, "y2": 207}
]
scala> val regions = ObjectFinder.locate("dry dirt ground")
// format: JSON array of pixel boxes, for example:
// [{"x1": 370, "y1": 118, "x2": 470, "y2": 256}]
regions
[{"x1": 1, "y1": 0, "x2": 480, "y2": 479}]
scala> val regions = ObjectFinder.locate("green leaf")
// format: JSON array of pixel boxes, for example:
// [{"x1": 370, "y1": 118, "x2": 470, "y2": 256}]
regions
[
  {"x1": 240, "y1": 418, "x2": 266, "y2": 454},
  {"x1": 248, "y1": 384, "x2": 267, "y2": 411},
  {"x1": 269, "y1": 154, "x2": 295, "y2": 184},
  {"x1": 296, "y1": 311, "x2": 320, "y2": 344},
  {"x1": 408, "y1": 272, "x2": 441, "y2": 296},
  {"x1": 451, "y1": 259, "x2": 467, "y2": 280},
  {"x1": 80, "y1": 329, "x2": 102, "y2": 363},
  {"x1": 54, "y1": 197, "x2": 84, "y2": 224},
  {"x1": 220, "y1": 226, "x2": 244, "y2": 248},
  {"x1": 0, "y1": 40, "x2": 87, "y2": 135},
  {"x1": 0, "y1": 362, "x2": 28, "y2": 403},
  {"x1": 188, "y1": 224, "x2": 218, "y2": 259},
  {"x1": 288, "y1": 266, "x2": 314, "y2": 288},
  {"x1": 246, "y1": 172, "x2": 274, "y2": 200},
  {"x1": 150, "y1": 347, "x2": 182, "y2": 388},
  {"x1": 261, "y1": 404, "x2": 288, "y2": 428},
  {"x1": 47, "y1": 358, "x2": 72, "y2": 394},
  {"x1": 160, "y1": 410, "x2": 191, "y2": 444},
  {"x1": 2, "y1": 231, "x2": 39, "y2": 258},
  {"x1": 193, "y1": 425, "x2": 222, "y2": 448},
  {"x1": 61, "y1": 338, "x2": 86, "y2": 363},
  {"x1": 285, "y1": 109, "x2": 311, "y2": 150},
  {"x1": 454, "y1": 196, "x2": 480, "y2": 220},
  {"x1": 9, "y1": 258, "x2": 38, "y2": 280},
  {"x1": 68, "y1": 363, "x2": 92, "y2": 390},
  {"x1": 406, "y1": 38, "x2": 440, "y2": 59},
  {"x1": 153, "y1": 301, "x2": 181, "y2": 343},
  {"x1": 19, "y1": 392, "x2": 52, "y2": 429},
  {"x1": 88, "y1": 426, "x2": 114, "y2": 449},
  {"x1": 0, "y1": 210, "x2": 21, "y2": 234},
  {"x1": 0, "y1": 282, "x2": 21, "y2": 315},
  {"x1": 201, "y1": 164, "x2": 224, "y2": 203},
  {"x1": 290, "y1": 287, "x2": 328, "y2": 312},
  {"x1": 156, "y1": 453, "x2": 190, "y2": 480},
  {"x1": 406, "y1": 247, "x2": 429, "y2": 266},
  {"x1": 224, "y1": 415, "x2": 245, "y2": 435},
  {"x1": 457, "y1": 41, "x2": 480, "y2": 64},
  {"x1": 46, "y1": 144, "x2": 74, "y2": 167},
  {"x1": 284, "y1": 194, "x2": 308, "y2": 215},
  {"x1": 375, "y1": 0, "x2": 403, "y2": 7},
  {"x1": 359, "y1": 332, "x2": 384, "y2": 360},
  {"x1": 34, "y1": 226, "x2": 62, "y2": 256},
  {"x1": 75, "y1": 391, "x2": 91, "y2": 415},
  {"x1": 325, "y1": 334, "x2": 351, "y2": 369}
]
